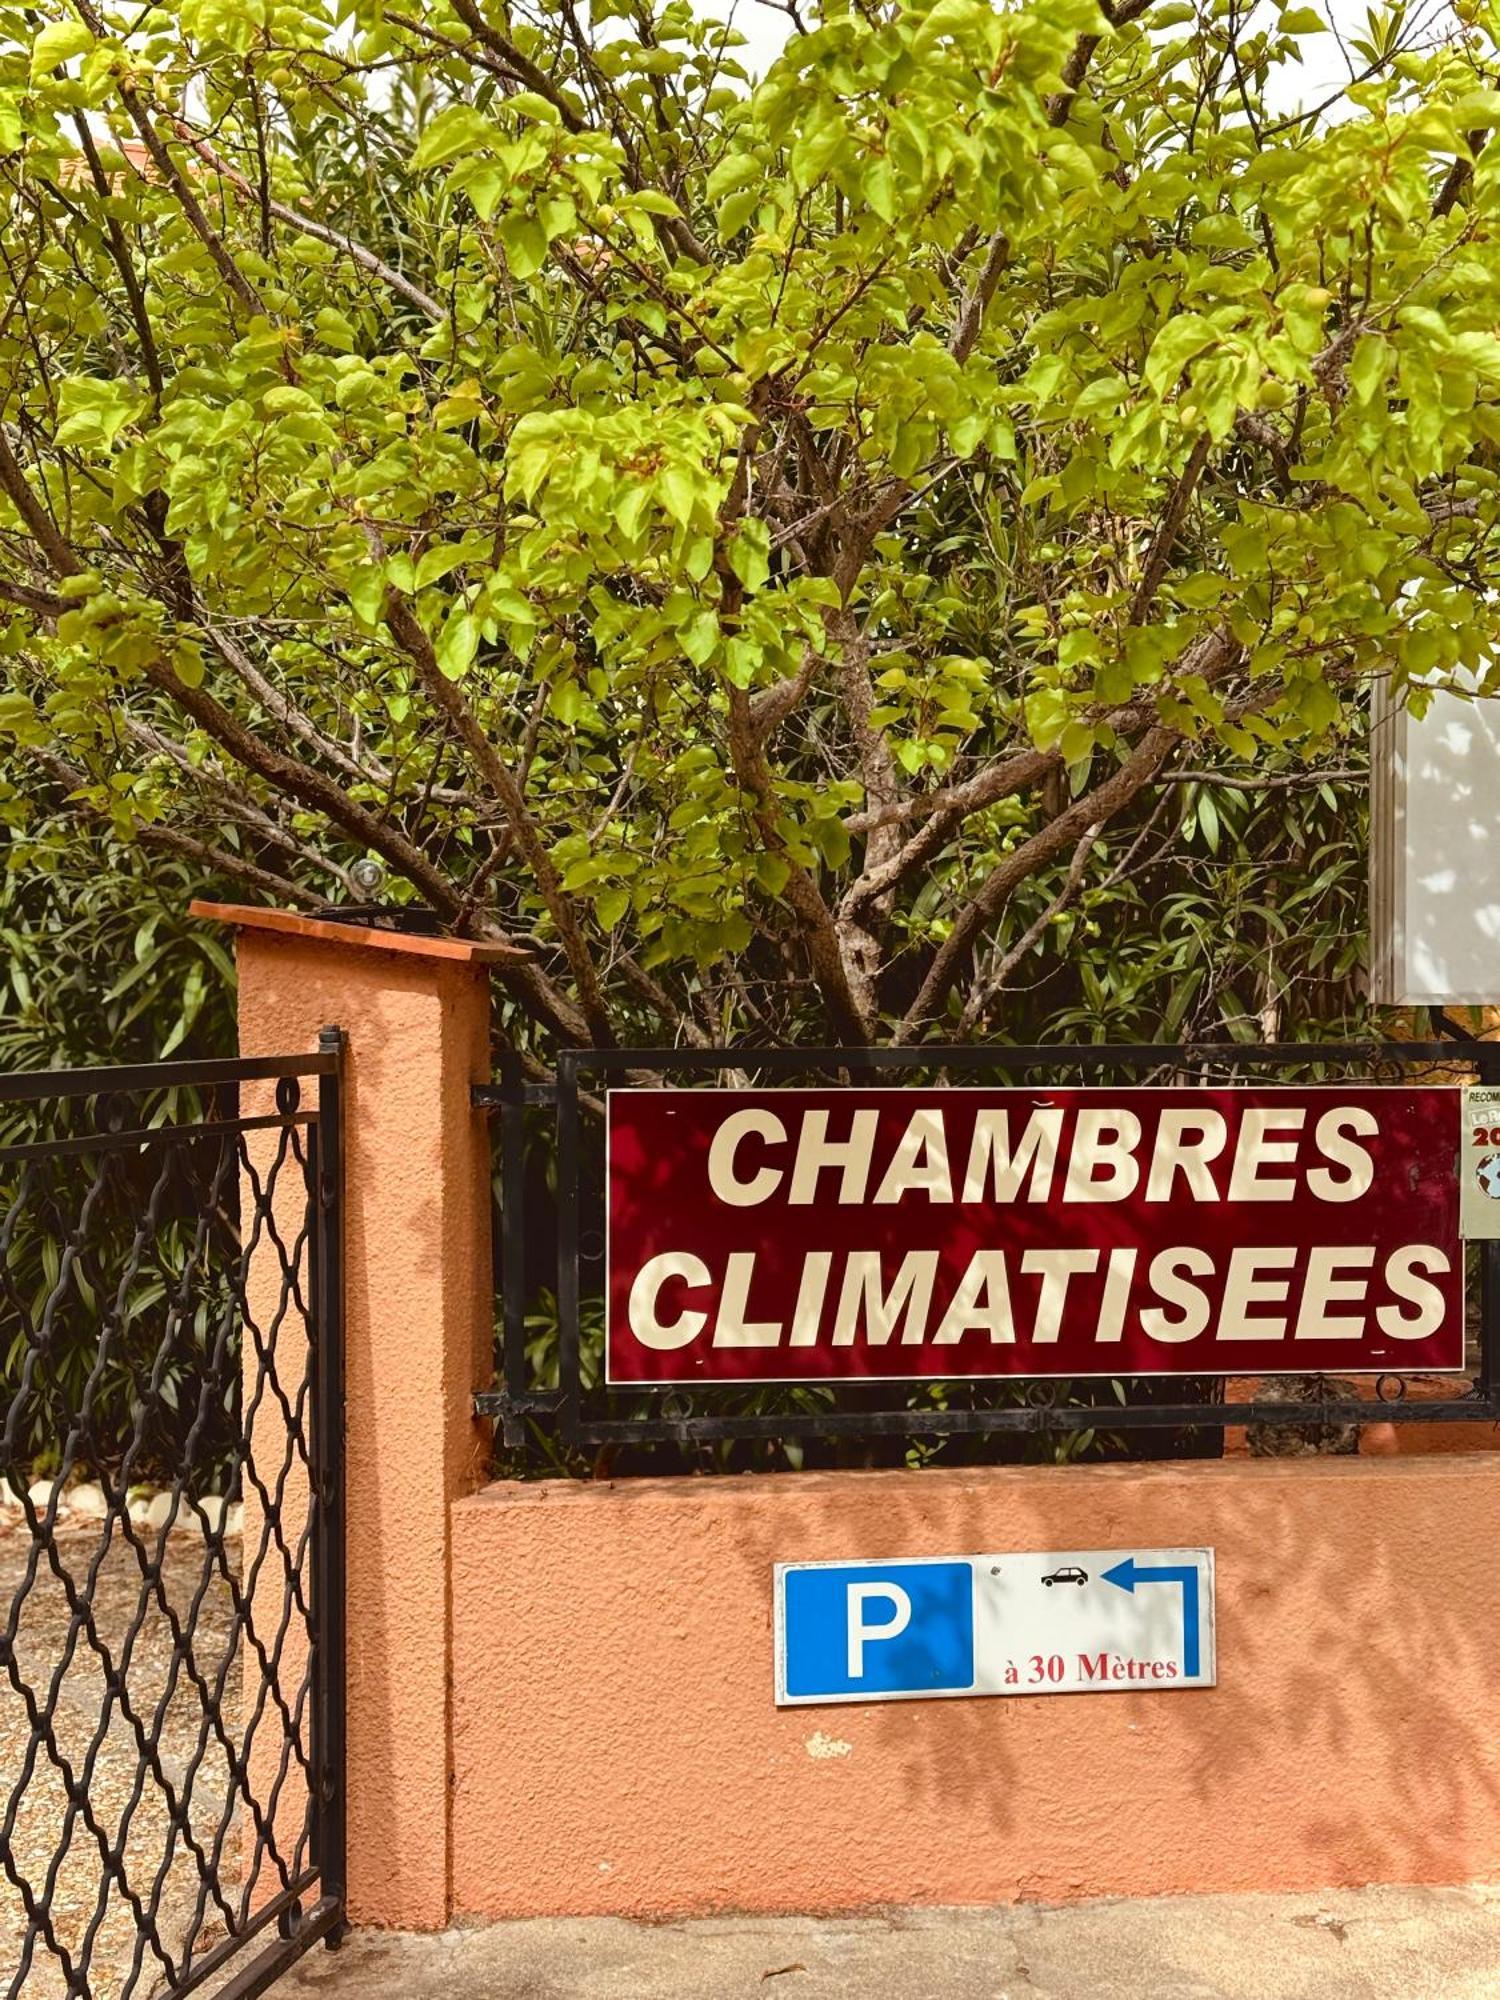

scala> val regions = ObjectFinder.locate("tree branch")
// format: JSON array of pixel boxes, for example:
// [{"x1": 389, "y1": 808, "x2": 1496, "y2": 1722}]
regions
[
  {"x1": 957, "y1": 786, "x2": 1179, "y2": 1033},
  {"x1": 848, "y1": 1, "x2": 1155, "y2": 561},
  {"x1": 59, "y1": 0, "x2": 269, "y2": 325},
  {"x1": 894, "y1": 626, "x2": 1242, "y2": 1040},
  {"x1": 31, "y1": 747, "x2": 326, "y2": 909},
  {"x1": 1433, "y1": 132, "x2": 1484, "y2": 219},
  {"x1": 747, "y1": 643, "x2": 818, "y2": 742},
  {"x1": 839, "y1": 696, "x2": 1161, "y2": 921},
  {"x1": 72, "y1": 117, "x2": 165, "y2": 401},
  {"x1": 447, "y1": 0, "x2": 587, "y2": 130},
  {"x1": 151, "y1": 648, "x2": 590, "y2": 1037},
  {"x1": 0, "y1": 576, "x2": 65, "y2": 617},
  {"x1": 614, "y1": 951, "x2": 714, "y2": 1049},
  {"x1": 382, "y1": 589, "x2": 616, "y2": 1045},
  {"x1": 120, "y1": 715, "x2": 360, "y2": 896},
  {"x1": 0, "y1": 462, "x2": 589, "y2": 1036},
  {"x1": 958, "y1": 821, "x2": 1102, "y2": 1034},
  {"x1": 169, "y1": 124, "x2": 447, "y2": 322},
  {"x1": 196, "y1": 620, "x2": 383, "y2": 794},
  {"x1": 0, "y1": 429, "x2": 80, "y2": 578},
  {"x1": 725, "y1": 683, "x2": 874, "y2": 1042},
  {"x1": 949, "y1": 228, "x2": 1012, "y2": 367},
  {"x1": 896, "y1": 723, "x2": 1182, "y2": 1041},
  {"x1": 840, "y1": 743, "x2": 1059, "y2": 926},
  {"x1": 1128, "y1": 431, "x2": 1211, "y2": 625},
  {"x1": 1168, "y1": 765, "x2": 1362, "y2": 790}
]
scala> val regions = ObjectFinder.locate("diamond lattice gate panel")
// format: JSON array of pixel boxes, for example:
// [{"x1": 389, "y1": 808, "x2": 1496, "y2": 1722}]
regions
[{"x1": 0, "y1": 1046, "x2": 345, "y2": 2000}]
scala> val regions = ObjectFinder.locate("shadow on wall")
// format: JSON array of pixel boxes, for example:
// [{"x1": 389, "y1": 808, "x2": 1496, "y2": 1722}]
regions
[
  {"x1": 447, "y1": 1453, "x2": 1500, "y2": 1920},
  {"x1": 717, "y1": 1459, "x2": 1497, "y2": 1898}
]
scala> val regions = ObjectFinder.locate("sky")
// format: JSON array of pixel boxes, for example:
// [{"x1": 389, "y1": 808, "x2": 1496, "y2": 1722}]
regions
[{"x1": 692, "y1": 0, "x2": 1461, "y2": 118}]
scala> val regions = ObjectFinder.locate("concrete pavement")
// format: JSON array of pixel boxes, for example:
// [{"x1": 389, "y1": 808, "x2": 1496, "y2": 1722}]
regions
[{"x1": 277, "y1": 1883, "x2": 1500, "y2": 1998}]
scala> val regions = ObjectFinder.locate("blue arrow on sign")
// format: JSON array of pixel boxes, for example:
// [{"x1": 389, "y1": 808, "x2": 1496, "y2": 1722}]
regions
[{"x1": 1101, "y1": 1557, "x2": 1202, "y2": 1678}]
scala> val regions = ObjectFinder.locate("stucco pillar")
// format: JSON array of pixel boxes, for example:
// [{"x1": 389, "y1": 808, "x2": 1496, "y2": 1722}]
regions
[{"x1": 192, "y1": 900, "x2": 517, "y2": 1929}]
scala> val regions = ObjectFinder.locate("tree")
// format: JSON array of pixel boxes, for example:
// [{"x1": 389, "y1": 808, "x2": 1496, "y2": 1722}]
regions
[{"x1": 0, "y1": 0, "x2": 1494, "y2": 1060}]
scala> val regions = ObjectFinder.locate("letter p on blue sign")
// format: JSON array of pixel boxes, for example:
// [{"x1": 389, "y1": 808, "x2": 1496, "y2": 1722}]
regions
[{"x1": 776, "y1": 1560, "x2": 974, "y2": 1703}]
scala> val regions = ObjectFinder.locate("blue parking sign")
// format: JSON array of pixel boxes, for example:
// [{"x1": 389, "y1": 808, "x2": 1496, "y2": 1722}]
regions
[
  {"x1": 776, "y1": 1547, "x2": 1216, "y2": 1706},
  {"x1": 778, "y1": 1560, "x2": 974, "y2": 1702}
]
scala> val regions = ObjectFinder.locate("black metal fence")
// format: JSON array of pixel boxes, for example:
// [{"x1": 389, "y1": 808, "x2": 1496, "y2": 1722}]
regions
[
  {"x1": 476, "y1": 1040, "x2": 1500, "y2": 1460},
  {"x1": 0, "y1": 1042, "x2": 345, "y2": 2000}
]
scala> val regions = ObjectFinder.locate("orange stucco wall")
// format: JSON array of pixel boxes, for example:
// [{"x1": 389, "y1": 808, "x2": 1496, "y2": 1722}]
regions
[
  {"x1": 233, "y1": 925, "x2": 494, "y2": 1929},
  {"x1": 216, "y1": 910, "x2": 1500, "y2": 1930},
  {"x1": 449, "y1": 1454, "x2": 1500, "y2": 1919}
]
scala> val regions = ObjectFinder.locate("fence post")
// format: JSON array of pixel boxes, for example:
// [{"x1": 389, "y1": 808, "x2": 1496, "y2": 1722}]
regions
[
  {"x1": 312, "y1": 1023, "x2": 348, "y2": 1933},
  {"x1": 192, "y1": 901, "x2": 516, "y2": 1931}
]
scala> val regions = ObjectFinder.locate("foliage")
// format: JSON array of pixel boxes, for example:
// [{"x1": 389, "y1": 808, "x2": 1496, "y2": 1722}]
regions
[
  {"x1": 0, "y1": 1124, "x2": 246, "y2": 1489},
  {"x1": 0, "y1": 0, "x2": 1490, "y2": 1060},
  {"x1": 0, "y1": 797, "x2": 238, "y2": 1484},
  {"x1": 0, "y1": 811, "x2": 234, "y2": 1070}
]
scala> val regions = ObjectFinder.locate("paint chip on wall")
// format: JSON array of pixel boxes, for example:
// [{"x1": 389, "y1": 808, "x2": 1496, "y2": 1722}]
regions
[{"x1": 804, "y1": 1731, "x2": 852, "y2": 1760}]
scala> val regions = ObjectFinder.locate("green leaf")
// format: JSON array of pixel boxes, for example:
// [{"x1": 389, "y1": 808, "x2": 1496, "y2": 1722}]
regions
[
  {"x1": 346, "y1": 567, "x2": 385, "y2": 626},
  {"x1": 504, "y1": 91, "x2": 562, "y2": 125},
  {"x1": 415, "y1": 543, "x2": 470, "y2": 589},
  {"x1": 173, "y1": 641, "x2": 206, "y2": 690},
  {"x1": 628, "y1": 191, "x2": 683, "y2": 218},
  {"x1": 550, "y1": 680, "x2": 585, "y2": 724},
  {"x1": 1143, "y1": 316, "x2": 1219, "y2": 398},
  {"x1": 411, "y1": 105, "x2": 495, "y2": 171},
  {"x1": 724, "y1": 638, "x2": 761, "y2": 687},
  {"x1": 1024, "y1": 688, "x2": 1069, "y2": 751},
  {"x1": 717, "y1": 187, "x2": 761, "y2": 238},
  {"x1": 1198, "y1": 790, "x2": 1220, "y2": 852},
  {"x1": 1453, "y1": 91, "x2": 1500, "y2": 127},
  {"x1": 498, "y1": 215, "x2": 548, "y2": 281},
  {"x1": 0, "y1": 693, "x2": 45, "y2": 743},
  {"x1": 436, "y1": 608, "x2": 479, "y2": 680},
  {"x1": 461, "y1": 165, "x2": 507, "y2": 222},
  {"x1": 706, "y1": 154, "x2": 759, "y2": 203},
  {"x1": 489, "y1": 586, "x2": 537, "y2": 627},
  {"x1": 865, "y1": 158, "x2": 896, "y2": 224},
  {"x1": 1348, "y1": 334, "x2": 1389, "y2": 405},
  {"x1": 595, "y1": 885, "x2": 630, "y2": 930},
  {"x1": 659, "y1": 464, "x2": 699, "y2": 528},
  {"x1": 681, "y1": 608, "x2": 719, "y2": 665},
  {"x1": 54, "y1": 377, "x2": 145, "y2": 451},
  {"x1": 727, "y1": 520, "x2": 771, "y2": 593},
  {"x1": 1073, "y1": 375, "x2": 1127, "y2": 419},
  {"x1": 1293, "y1": 677, "x2": 1340, "y2": 734},
  {"x1": 912, "y1": 0, "x2": 985, "y2": 52},
  {"x1": 31, "y1": 20, "x2": 93, "y2": 75},
  {"x1": 314, "y1": 307, "x2": 357, "y2": 352},
  {"x1": 789, "y1": 119, "x2": 843, "y2": 191}
]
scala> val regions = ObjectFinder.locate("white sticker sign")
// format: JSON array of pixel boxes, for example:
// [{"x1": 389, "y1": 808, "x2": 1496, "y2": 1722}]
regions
[
  {"x1": 775, "y1": 1547, "x2": 1215, "y2": 1706},
  {"x1": 1462, "y1": 1085, "x2": 1500, "y2": 1240}
]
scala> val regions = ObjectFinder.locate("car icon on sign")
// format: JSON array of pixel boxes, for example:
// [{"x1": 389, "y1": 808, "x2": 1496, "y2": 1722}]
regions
[{"x1": 1042, "y1": 1566, "x2": 1089, "y2": 1587}]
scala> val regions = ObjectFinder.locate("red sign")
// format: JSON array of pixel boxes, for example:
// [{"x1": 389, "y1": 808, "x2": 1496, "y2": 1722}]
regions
[{"x1": 605, "y1": 1087, "x2": 1463, "y2": 1384}]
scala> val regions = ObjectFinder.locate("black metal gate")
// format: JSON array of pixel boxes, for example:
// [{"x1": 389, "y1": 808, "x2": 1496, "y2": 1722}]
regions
[{"x1": 0, "y1": 1038, "x2": 345, "y2": 1999}]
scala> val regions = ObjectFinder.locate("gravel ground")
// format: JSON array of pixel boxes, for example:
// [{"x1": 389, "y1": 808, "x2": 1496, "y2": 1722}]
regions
[{"x1": 0, "y1": 1512, "x2": 248, "y2": 2000}]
